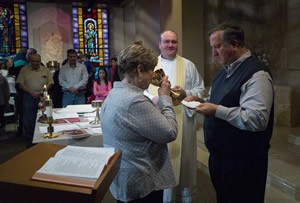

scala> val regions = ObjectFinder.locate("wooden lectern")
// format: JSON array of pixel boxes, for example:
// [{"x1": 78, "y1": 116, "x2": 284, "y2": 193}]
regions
[{"x1": 0, "y1": 143, "x2": 122, "y2": 203}]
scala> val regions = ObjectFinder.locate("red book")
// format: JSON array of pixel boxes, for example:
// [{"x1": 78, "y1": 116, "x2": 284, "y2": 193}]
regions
[
  {"x1": 58, "y1": 118, "x2": 80, "y2": 123},
  {"x1": 63, "y1": 129, "x2": 91, "y2": 139}
]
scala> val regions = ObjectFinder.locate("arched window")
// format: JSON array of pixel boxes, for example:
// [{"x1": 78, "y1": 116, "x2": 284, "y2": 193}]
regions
[
  {"x1": 72, "y1": 4, "x2": 109, "y2": 66},
  {"x1": 0, "y1": 3, "x2": 28, "y2": 59}
]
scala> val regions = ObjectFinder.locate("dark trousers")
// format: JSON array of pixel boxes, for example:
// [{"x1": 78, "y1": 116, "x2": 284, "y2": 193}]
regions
[
  {"x1": 0, "y1": 104, "x2": 4, "y2": 128},
  {"x1": 15, "y1": 89, "x2": 24, "y2": 135},
  {"x1": 117, "y1": 190, "x2": 163, "y2": 203},
  {"x1": 23, "y1": 93, "x2": 39, "y2": 147},
  {"x1": 209, "y1": 154, "x2": 268, "y2": 203}
]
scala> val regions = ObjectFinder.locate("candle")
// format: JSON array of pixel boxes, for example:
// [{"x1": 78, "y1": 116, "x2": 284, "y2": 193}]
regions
[
  {"x1": 43, "y1": 85, "x2": 48, "y2": 97},
  {"x1": 46, "y1": 106, "x2": 52, "y2": 118},
  {"x1": 45, "y1": 96, "x2": 53, "y2": 118}
]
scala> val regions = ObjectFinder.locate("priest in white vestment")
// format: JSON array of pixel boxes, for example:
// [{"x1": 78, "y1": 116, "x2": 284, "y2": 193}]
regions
[{"x1": 147, "y1": 31, "x2": 206, "y2": 202}]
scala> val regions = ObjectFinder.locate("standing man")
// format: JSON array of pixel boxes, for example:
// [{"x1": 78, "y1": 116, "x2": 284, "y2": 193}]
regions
[
  {"x1": 187, "y1": 22, "x2": 274, "y2": 202},
  {"x1": 148, "y1": 30, "x2": 205, "y2": 203},
  {"x1": 59, "y1": 49, "x2": 88, "y2": 107},
  {"x1": 83, "y1": 53, "x2": 94, "y2": 102},
  {"x1": 26, "y1": 48, "x2": 38, "y2": 63},
  {"x1": 12, "y1": 48, "x2": 37, "y2": 137},
  {"x1": 107, "y1": 57, "x2": 120, "y2": 87},
  {"x1": 16, "y1": 54, "x2": 53, "y2": 147}
]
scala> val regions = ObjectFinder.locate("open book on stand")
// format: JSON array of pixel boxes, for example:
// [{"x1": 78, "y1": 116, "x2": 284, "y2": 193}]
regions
[{"x1": 31, "y1": 145, "x2": 115, "y2": 188}]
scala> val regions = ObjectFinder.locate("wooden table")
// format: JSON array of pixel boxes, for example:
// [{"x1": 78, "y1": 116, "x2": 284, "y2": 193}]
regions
[{"x1": 0, "y1": 143, "x2": 121, "y2": 203}]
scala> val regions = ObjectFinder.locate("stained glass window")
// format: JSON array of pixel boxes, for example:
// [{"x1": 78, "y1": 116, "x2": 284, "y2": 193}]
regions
[
  {"x1": 0, "y1": 3, "x2": 28, "y2": 59},
  {"x1": 72, "y1": 4, "x2": 109, "y2": 66}
]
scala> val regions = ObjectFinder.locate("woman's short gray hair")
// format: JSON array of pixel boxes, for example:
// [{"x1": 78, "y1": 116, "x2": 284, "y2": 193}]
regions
[{"x1": 118, "y1": 44, "x2": 158, "y2": 80}]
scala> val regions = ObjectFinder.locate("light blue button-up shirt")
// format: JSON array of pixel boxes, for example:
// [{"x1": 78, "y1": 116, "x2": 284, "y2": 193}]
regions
[
  {"x1": 58, "y1": 63, "x2": 88, "y2": 91},
  {"x1": 207, "y1": 51, "x2": 274, "y2": 132}
]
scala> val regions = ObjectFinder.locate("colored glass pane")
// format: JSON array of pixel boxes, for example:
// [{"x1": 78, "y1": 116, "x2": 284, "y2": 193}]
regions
[
  {"x1": 21, "y1": 42, "x2": 27, "y2": 47},
  {"x1": 72, "y1": 8, "x2": 77, "y2": 14},
  {"x1": 21, "y1": 30, "x2": 27, "y2": 37}
]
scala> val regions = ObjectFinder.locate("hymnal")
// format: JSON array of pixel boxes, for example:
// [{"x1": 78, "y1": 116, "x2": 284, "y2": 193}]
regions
[{"x1": 31, "y1": 145, "x2": 115, "y2": 188}]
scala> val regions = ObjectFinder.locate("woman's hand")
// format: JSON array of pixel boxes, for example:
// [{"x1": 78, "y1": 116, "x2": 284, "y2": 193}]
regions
[{"x1": 158, "y1": 76, "x2": 171, "y2": 96}]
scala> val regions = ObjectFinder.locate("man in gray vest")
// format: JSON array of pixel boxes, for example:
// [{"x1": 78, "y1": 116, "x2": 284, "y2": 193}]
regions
[{"x1": 186, "y1": 22, "x2": 274, "y2": 203}]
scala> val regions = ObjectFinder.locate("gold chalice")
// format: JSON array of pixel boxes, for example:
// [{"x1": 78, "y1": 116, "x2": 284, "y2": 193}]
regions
[
  {"x1": 151, "y1": 69, "x2": 182, "y2": 106},
  {"x1": 90, "y1": 100, "x2": 103, "y2": 125},
  {"x1": 46, "y1": 61, "x2": 60, "y2": 71}
]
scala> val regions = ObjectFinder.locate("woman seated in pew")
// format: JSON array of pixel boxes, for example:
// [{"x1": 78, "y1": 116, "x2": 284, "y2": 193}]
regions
[{"x1": 100, "y1": 44, "x2": 178, "y2": 203}]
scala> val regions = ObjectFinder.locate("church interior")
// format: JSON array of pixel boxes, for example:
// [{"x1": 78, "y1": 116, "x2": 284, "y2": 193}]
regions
[{"x1": 0, "y1": 0, "x2": 300, "y2": 202}]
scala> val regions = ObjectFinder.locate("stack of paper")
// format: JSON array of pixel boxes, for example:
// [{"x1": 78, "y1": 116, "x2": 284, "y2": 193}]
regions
[{"x1": 57, "y1": 105, "x2": 95, "y2": 113}]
